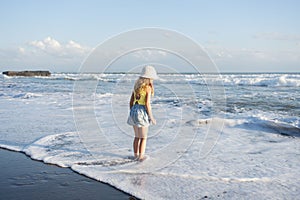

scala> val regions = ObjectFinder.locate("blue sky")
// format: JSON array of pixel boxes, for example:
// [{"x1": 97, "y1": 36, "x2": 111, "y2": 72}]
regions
[{"x1": 0, "y1": 0, "x2": 299, "y2": 72}]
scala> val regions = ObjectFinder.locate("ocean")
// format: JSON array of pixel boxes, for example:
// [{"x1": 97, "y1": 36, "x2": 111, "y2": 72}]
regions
[{"x1": 0, "y1": 72, "x2": 299, "y2": 199}]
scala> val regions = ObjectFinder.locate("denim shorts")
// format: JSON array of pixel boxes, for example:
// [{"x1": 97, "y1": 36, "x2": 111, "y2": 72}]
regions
[{"x1": 127, "y1": 104, "x2": 150, "y2": 127}]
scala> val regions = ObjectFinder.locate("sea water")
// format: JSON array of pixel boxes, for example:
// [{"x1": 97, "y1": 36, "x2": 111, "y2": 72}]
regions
[{"x1": 0, "y1": 73, "x2": 299, "y2": 199}]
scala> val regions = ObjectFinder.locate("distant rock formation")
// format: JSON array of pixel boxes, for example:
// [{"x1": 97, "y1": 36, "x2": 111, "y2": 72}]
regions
[{"x1": 2, "y1": 70, "x2": 51, "y2": 77}]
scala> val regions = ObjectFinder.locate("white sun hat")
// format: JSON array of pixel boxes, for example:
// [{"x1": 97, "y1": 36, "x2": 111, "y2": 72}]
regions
[{"x1": 140, "y1": 65, "x2": 159, "y2": 79}]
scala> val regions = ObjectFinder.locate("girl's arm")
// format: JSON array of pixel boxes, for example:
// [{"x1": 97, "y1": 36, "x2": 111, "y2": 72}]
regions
[
  {"x1": 145, "y1": 86, "x2": 156, "y2": 125},
  {"x1": 129, "y1": 92, "x2": 134, "y2": 109}
]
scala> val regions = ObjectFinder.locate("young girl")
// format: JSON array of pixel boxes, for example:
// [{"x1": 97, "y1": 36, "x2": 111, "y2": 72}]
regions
[{"x1": 127, "y1": 65, "x2": 159, "y2": 161}]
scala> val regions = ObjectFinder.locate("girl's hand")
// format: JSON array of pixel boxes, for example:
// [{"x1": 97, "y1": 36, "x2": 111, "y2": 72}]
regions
[{"x1": 150, "y1": 118, "x2": 156, "y2": 125}]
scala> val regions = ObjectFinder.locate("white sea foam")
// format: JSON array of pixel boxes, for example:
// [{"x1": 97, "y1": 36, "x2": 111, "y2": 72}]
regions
[
  {"x1": 0, "y1": 73, "x2": 299, "y2": 199},
  {"x1": 12, "y1": 92, "x2": 43, "y2": 99},
  {"x1": 13, "y1": 72, "x2": 300, "y2": 87},
  {"x1": 1, "y1": 117, "x2": 299, "y2": 199}
]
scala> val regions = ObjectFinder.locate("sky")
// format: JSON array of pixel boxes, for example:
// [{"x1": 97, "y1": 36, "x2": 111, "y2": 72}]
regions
[{"x1": 0, "y1": 0, "x2": 299, "y2": 73}]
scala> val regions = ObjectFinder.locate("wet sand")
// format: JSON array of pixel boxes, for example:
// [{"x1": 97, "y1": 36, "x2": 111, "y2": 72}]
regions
[{"x1": 0, "y1": 148, "x2": 138, "y2": 200}]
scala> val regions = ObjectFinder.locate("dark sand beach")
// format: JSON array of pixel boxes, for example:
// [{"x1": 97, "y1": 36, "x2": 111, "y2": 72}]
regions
[{"x1": 0, "y1": 148, "x2": 137, "y2": 200}]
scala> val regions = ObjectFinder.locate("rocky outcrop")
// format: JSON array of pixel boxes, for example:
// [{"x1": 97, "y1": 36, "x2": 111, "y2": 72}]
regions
[{"x1": 2, "y1": 70, "x2": 51, "y2": 77}]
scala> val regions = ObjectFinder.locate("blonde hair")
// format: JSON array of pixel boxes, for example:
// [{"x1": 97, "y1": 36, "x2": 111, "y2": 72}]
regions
[{"x1": 134, "y1": 77, "x2": 154, "y2": 96}]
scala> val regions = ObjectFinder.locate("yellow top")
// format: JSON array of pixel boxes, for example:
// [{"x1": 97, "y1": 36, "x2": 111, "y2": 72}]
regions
[{"x1": 134, "y1": 89, "x2": 147, "y2": 105}]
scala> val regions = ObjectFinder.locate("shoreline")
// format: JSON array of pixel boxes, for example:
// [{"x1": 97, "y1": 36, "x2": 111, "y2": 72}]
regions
[{"x1": 0, "y1": 147, "x2": 138, "y2": 200}]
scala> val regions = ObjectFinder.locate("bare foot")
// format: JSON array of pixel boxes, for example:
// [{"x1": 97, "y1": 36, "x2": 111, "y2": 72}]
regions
[
  {"x1": 132, "y1": 154, "x2": 139, "y2": 160},
  {"x1": 138, "y1": 155, "x2": 149, "y2": 162}
]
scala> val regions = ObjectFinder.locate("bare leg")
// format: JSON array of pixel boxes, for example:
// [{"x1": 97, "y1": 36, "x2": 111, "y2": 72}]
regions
[
  {"x1": 138, "y1": 127, "x2": 148, "y2": 160},
  {"x1": 133, "y1": 137, "x2": 140, "y2": 158},
  {"x1": 133, "y1": 126, "x2": 140, "y2": 158},
  {"x1": 139, "y1": 138, "x2": 147, "y2": 160}
]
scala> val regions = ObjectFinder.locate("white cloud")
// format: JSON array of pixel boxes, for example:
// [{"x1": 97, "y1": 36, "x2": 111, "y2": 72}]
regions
[
  {"x1": 205, "y1": 46, "x2": 233, "y2": 59},
  {"x1": 205, "y1": 45, "x2": 300, "y2": 72},
  {"x1": 29, "y1": 37, "x2": 61, "y2": 52},
  {"x1": 67, "y1": 40, "x2": 82, "y2": 49},
  {"x1": 131, "y1": 49, "x2": 168, "y2": 61},
  {"x1": 18, "y1": 47, "x2": 25, "y2": 54},
  {"x1": 1, "y1": 36, "x2": 299, "y2": 72},
  {"x1": 0, "y1": 37, "x2": 93, "y2": 72},
  {"x1": 28, "y1": 37, "x2": 91, "y2": 57}
]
